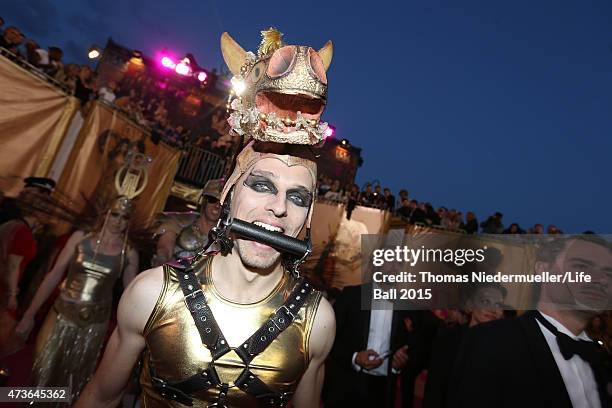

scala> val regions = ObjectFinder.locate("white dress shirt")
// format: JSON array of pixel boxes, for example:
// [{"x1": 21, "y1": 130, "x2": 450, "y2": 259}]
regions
[
  {"x1": 351, "y1": 298, "x2": 395, "y2": 376},
  {"x1": 536, "y1": 311, "x2": 601, "y2": 408}
]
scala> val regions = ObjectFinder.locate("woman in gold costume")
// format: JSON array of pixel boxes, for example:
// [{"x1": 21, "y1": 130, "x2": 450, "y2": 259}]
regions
[{"x1": 15, "y1": 196, "x2": 139, "y2": 405}]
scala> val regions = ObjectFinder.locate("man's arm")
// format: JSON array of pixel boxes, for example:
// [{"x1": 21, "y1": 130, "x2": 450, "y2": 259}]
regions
[
  {"x1": 122, "y1": 247, "x2": 139, "y2": 289},
  {"x1": 154, "y1": 228, "x2": 178, "y2": 266},
  {"x1": 75, "y1": 267, "x2": 164, "y2": 408},
  {"x1": 291, "y1": 297, "x2": 335, "y2": 408},
  {"x1": 5, "y1": 254, "x2": 23, "y2": 310},
  {"x1": 16, "y1": 231, "x2": 85, "y2": 336}
]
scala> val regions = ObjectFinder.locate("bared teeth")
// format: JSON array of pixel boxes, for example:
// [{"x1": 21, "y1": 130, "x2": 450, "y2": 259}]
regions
[{"x1": 253, "y1": 221, "x2": 283, "y2": 233}]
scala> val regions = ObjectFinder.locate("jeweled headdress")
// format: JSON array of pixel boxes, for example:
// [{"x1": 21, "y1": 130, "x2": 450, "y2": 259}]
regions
[
  {"x1": 107, "y1": 152, "x2": 151, "y2": 216},
  {"x1": 219, "y1": 28, "x2": 333, "y2": 210},
  {"x1": 221, "y1": 28, "x2": 333, "y2": 146},
  {"x1": 209, "y1": 29, "x2": 333, "y2": 270}
]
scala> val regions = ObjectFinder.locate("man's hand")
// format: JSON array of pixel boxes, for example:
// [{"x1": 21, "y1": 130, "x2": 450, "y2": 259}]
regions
[
  {"x1": 355, "y1": 349, "x2": 383, "y2": 370},
  {"x1": 7, "y1": 294, "x2": 18, "y2": 311},
  {"x1": 391, "y1": 345, "x2": 409, "y2": 371},
  {"x1": 15, "y1": 314, "x2": 34, "y2": 339}
]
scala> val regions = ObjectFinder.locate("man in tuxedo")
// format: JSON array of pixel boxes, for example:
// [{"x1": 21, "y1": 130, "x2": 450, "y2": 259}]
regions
[
  {"x1": 424, "y1": 283, "x2": 506, "y2": 408},
  {"x1": 448, "y1": 235, "x2": 612, "y2": 408},
  {"x1": 324, "y1": 283, "x2": 437, "y2": 408}
]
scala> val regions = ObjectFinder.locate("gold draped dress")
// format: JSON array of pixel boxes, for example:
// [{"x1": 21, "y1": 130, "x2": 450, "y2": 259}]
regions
[
  {"x1": 139, "y1": 255, "x2": 322, "y2": 407},
  {"x1": 32, "y1": 237, "x2": 124, "y2": 406}
]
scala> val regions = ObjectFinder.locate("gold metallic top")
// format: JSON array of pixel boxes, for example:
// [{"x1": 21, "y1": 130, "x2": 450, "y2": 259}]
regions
[
  {"x1": 140, "y1": 255, "x2": 322, "y2": 407},
  {"x1": 175, "y1": 223, "x2": 208, "y2": 259},
  {"x1": 59, "y1": 238, "x2": 124, "y2": 304}
]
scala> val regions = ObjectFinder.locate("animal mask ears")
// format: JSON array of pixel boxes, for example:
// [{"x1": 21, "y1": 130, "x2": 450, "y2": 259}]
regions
[
  {"x1": 318, "y1": 40, "x2": 333, "y2": 71},
  {"x1": 220, "y1": 32, "x2": 246, "y2": 76},
  {"x1": 221, "y1": 31, "x2": 333, "y2": 74}
]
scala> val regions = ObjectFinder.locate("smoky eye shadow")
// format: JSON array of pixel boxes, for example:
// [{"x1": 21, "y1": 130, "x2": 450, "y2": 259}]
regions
[{"x1": 244, "y1": 175, "x2": 278, "y2": 194}]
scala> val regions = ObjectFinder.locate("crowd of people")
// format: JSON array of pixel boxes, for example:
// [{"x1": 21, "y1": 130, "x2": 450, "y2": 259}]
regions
[
  {"x1": 1, "y1": 18, "x2": 610, "y2": 408},
  {"x1": 0, "y1": 18, "x2": 240, "y2": 154},
  {"x1": 318, "y1": 176, "x2": 566, "y2": 235},
  {"x1": 1, "y1": 179, "x2": 610, "y2": 407}
]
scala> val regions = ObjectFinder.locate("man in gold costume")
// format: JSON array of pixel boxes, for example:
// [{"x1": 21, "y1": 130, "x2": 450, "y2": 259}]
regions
[
  {"x1": 153, "y1": 178, "x2": 224, "y2": 266},
  {"x1": 16, "y1": 195, "x2": 139, "y2": 405},
  {"x1": 77, "y1": 28, "x2": 336, "y2": 407}
]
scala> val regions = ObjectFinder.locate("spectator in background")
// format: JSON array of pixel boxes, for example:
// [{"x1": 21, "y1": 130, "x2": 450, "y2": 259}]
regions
[
  {"x1": 44, "y1": 46, "x2": 63, "y2": 77},
  {"x1": 25, "y1": 40, "x2": 41, "y2": 66},
  {"x1": 383, "y1": 188, "x2": 395, "y2": 211},
  {"x1": 437, "y1": 207, "x2": 447, "y2": 223},
  {"x1": 55, "y1": 63, "x2": 79, "y2": 91},
  {"x1": 480, "y1": 211, "x2": 504, "y2": 234},
  {"x1": 503, "y1": 223, "x2": 524, "y2": 234},
  {"x1": 441, "y1": 209, "x2": 461, "y2": 231},
  {"x1": 464, "y1": 211, "x2": 478, "y2": 234},
  {"x1": 115, "y1": 88, "x2": 137, "y2": 109},
  {"x1": 324, "y1": 180, "x2": 343, "y2": 202},
  {"x1": 424, "y1": 283, "x2": 506, "y2": 408},
  {"x1": 397, "y1": 199, "x2": 412, "y2": 220},
  {"x1": 530, "y1": 223, "x2": 544, "y2": 234},
  {"x1": 359, "y1": 183, "x2": 374, "y2": 206},
  {"x1": 318, "y1": 176, "x2": 332, "y2": 196},
  {"x1": 0, "y1": 17, "x2": 4, "y2": 29},
  {"x1": 448, "y1": 237, "x2": 612, "y2": 407},
  {"x1": 0, "y1": 198, "x2": 48, "y2": 318},
  {"x1": 586, "y1": 314, "x2": 610, "y2": 352},
  {"x1": 373, "y1": 185, "x2": 385, "y2": 208},
  {"x1": 547, "y1": 224, "x2": 561, "y2": 234},
  {"x1": 0, "y1": 26, "x2": 24, "y2": 57},
  {"x1": 397, "y1": 189, "x2": 409, "y2": 212},
  {"x1": 324, "y1": 283, "x2": 422, "y2": 408},
  {"x1": 456, "y1": 211, "x2": 465, "y2": 230},
  {"x1": 74, "y1": 66, "x2": 94, "y2": 106},
  {"x1": 424, "y1": 203, "x2": 440, "y2": 225},
  {"x1": 343, "y1": 183, "x2": 359, "y2": 203},
  {"x1": 98, "y1": 80, "x2": 117, "y2": 103},
  {"x1": 409, "y1": 200, "x2": 427, "y2": 224}
]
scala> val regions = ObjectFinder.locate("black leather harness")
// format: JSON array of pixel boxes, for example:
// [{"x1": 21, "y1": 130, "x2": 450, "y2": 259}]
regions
[{"x1": 149, "y1": 260, "x2": 313, "y2": 407}]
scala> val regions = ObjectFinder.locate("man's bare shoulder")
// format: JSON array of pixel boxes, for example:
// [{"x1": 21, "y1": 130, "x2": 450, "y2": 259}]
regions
[
  {"x1": 309, "y1": 296, "x2": 336, "y2": 361},
  {"x1": 119, "y1": 266, "x2": 165, "y2": 334}
]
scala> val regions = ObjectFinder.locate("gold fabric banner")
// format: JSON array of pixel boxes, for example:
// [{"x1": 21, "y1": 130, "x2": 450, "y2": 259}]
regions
[
  {"x1": 0, "y1": 56, "x2": 78, "y2": 196},
  {"x1": 304, "y1": 203, "x2": 391, "y2": 289},
  {"x1": 57, "y1": 102, "x2": 181, "y2": 229}
]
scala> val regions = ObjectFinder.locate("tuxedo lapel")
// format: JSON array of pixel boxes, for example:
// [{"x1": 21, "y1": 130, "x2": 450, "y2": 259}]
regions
[
  {"x1": 362, "y1": 308, "x2": 372, "y2": 350},
  {"x1": 518, "y1": 311, "x2": 572, "y2": 407},
  {"x1": 390, "y1": 309, "x2": 404, "y2": 351}
]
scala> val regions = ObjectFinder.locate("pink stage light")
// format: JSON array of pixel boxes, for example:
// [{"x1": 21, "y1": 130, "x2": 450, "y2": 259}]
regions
[
  {"x1": 175, "y1": 61, "x2": 191, "y2": 76},
  {"x1": 324, "y1": 126, "x2": 335, "y2": 138},
  {"x1": 197, "y1": 71, "x2": 207, "y2": 82},
  {"x1": 161, "y1": 56, "x2": 175, "y2": 68}
]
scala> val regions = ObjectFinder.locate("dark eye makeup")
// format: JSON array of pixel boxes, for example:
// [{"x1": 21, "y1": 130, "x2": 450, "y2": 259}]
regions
[{"x1": 244, "y1": 174, "x2": 312, "y2": 208}]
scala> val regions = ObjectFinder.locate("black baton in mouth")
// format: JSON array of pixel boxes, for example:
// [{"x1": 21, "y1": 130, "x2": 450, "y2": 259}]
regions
[{"x1": 229, "y1": 218, "x2": 310, "y2": 258}]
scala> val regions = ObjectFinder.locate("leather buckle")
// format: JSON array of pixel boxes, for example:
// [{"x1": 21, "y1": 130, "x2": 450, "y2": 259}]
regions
[
  {"x1": 151, "y1": 377, "x2": 194, "y2": 406},
  {"x1": 183, "y1": 289, "x2": 204, "y2": 309},
  {"x1": 276, "y1": 305, "x2": 295, "y2": 321}
]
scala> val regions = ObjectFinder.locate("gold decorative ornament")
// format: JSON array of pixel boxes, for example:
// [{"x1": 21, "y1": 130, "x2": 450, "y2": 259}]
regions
[{"x1": 220, "y1": 29, "x2": 333, "y2": 146}]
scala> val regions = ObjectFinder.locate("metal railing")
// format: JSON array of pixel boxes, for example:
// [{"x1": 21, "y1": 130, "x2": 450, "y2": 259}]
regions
[
  {"x1": 175, "y1": 145, "x2": 227, "y2": 187},
  {"x1": 0, "y1": 48, "x2": 73, "y2": 94}
]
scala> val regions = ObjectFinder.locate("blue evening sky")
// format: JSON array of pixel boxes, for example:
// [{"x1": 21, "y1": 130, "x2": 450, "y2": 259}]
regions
[{"x1": 4, "y1": 0, "x2": 612, "y2": 233}]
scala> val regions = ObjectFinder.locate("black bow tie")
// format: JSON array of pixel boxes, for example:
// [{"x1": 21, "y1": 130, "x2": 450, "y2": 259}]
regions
[{"x1": 535, "y1": 312, "x2": 600, "y2": 363}]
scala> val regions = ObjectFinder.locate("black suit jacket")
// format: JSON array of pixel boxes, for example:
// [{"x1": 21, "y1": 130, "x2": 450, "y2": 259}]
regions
[
  {"x1": 447, "y1": 311, "x2": 611, "y2": 408},
  {"x1": 323, "y1": 284, "x2": 435, "y2": 408},
  {"x1": 423, "y1": 324, "x2": 468, "y2": 408}
]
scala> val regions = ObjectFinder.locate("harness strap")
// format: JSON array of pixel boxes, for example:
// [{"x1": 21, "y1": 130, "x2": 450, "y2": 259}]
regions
[
  {"x1": 235, "y1": 368, "x2": 294, "y2": 407},
  {"x1": 150, "y1": 365, "x2": 221, "y2": 406},
  {"x1": 175, "y1": 264, "x2": 231, "y2": 359},
  {"x1": 235, "y1": 279, "x2": 313, "y2": 363},
  {"x1": 152, "y1": 263, "x2": 313, "y2": 407}
]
